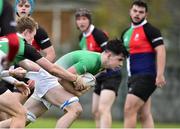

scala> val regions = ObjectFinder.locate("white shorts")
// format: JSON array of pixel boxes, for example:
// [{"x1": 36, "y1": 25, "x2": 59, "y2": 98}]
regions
[
  {"x1": 31, "y1": 91, "x2": 52, "y2": 109},
  {"x1": 26, "y1": 68, "x2": 60, "y2": 98},
  {"x1": 0, "y1": 50, "x2": 6, "y2": 72}
]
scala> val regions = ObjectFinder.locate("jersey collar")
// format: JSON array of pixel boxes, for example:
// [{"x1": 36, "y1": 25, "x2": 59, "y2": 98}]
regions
[
  {"x1": 83, "y1": 24, "x2": 95, "y2": 37},
  {"x1": 131, "y1": 19, "x2": 147, "y2": 28},
  {"x1": 16, "y1": 33, "x2": 24, "y2": 38}
]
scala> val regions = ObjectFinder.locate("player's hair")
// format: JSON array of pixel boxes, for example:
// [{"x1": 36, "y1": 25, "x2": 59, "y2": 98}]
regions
[
  {"x1": 16, "y1": 16, "x2": 38, "y2": 33},
  {"x1": 131, "y1": 0, "x2": 148, "y2": 12},
  {"x1": 105, "y1": 39, "x2": 129, "y2": 58}
]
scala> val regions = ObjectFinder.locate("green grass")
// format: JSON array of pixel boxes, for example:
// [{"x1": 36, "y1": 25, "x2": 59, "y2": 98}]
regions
[{"x1": 27, "y1": 118, "x2": 180, "y2": 128}]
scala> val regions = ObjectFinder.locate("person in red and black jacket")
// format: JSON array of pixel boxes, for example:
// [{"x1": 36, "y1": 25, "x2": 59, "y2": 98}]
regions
[
  {"x1": 0, "y1": 0, "x2": 56, "y2": 97},
  {"x1": 75, "y1": 8, "x2": 108, "y2": 52},
  {"x1": 8, "y1": 0, "x2": 56, "y2": 103},
  {"x1": 75, "y1": 8, "x2": 123, "y2": 128},
  {"x1": 15, "y1": 0, "x2": 56, "y2": 62},
  {"x1": 0, "y1": 0, "x2": 56, "y2": 120}
]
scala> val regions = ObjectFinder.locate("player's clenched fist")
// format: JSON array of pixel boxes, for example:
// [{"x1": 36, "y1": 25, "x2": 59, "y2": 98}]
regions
[
  {"x1": 73, "y1": 75, "x2": 86, "y2": 91},
  {"x1": 9, "y1": 67, "x2": 27, "y2": 78}
]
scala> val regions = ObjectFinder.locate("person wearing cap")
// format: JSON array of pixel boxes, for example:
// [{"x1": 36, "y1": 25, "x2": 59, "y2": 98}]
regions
[{"x1": 75, "y1": 8, "x2": 123, "y2": 128}]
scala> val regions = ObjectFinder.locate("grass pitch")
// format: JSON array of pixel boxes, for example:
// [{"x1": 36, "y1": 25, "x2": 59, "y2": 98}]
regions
[{"x1": 27, "y1": 118, "x2": 180, "y2": 128}]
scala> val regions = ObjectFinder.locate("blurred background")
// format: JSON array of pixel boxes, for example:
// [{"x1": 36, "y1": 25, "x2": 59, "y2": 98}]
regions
[{"x1": 9, "y1": 0, "x2": 180, "y2": 124}]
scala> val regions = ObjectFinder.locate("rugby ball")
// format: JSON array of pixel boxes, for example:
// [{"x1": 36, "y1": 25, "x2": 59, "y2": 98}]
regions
[{"x1": 81, "y1": 73, "x2": 96, "y2": 87}]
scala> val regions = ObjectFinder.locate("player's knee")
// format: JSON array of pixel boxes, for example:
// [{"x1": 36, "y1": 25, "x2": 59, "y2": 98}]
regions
[
  {"x1": 124, "y1": 103, "x2": 134, "y2": 116},
  {"x1": 92, "y1": 109, "x2": 99, "y2": 119},
  {"x1": 72, "y1": 104, "x2": 83, "y2": 117},
  {"x1": 65, "y1": 104, "x2": 83, "y2": 118},
  {"x1": 26, "y1": 111, "x2": 36, "y2": 123},
  {"x1": 139, "y1": 110, "x2": 152, "y2": 121},
  {"x1": 98, "y1": 105, "x2": 110, "y2": 115},
  {"x1": 60, "y1": 97, "x2": 83, "y2": 117},
  {"x1": 92, "y1": 108, "x2": 98, "y2": 117}
]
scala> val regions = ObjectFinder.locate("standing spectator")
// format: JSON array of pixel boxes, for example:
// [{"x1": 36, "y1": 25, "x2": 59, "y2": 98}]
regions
[
  {"x1": 121, "y1": 1, "x2": 166, "y2": 128},
  {"x1": 75, "y1": 8, "x2": 122, "y2": 128}
]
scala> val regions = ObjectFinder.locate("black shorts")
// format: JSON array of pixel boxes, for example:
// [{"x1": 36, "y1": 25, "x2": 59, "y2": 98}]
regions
[
  {"x1": 0, "y1": 80, "x2": 14, "y2": 94},
  {"x1": 128, "y1": 74, "x2": 157, "y2": 102},
  {"x1": 0, "y1": 78, "x2": 34, "y2": 97},
  {"x1": 94, "y1": 68, "x2": 122, "y2": 96}
]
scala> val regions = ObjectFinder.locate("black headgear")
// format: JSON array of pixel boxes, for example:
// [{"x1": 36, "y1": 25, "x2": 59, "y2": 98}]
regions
[{"x1": 75, "y1": 8, "x2": 92, "y2": 23}]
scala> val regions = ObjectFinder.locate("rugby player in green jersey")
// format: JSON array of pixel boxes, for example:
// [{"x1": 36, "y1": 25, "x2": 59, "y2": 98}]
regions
[
  {"x1": 21, "y1": 39, "x2": 128, "y2": 128},
  {"x1": 56, "y1": 40, "x2": 128, "y2": 97},
  {"x1": 0, "y1": 39, "x2": 128, "y2": 128}
]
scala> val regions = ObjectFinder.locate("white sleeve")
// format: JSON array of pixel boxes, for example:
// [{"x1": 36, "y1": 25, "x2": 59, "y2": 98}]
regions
[
  {"x1": 1, "y1": 76, "x2": 18, "y2": 85},
  {"x1": 0, "y1": 70, "x2": 10, "y2": 77},
  {"x1": 0, "y1": 65, "x2": 15, "y2": 77}
]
